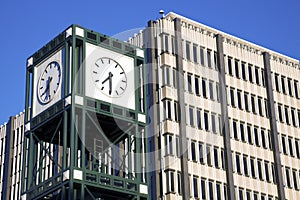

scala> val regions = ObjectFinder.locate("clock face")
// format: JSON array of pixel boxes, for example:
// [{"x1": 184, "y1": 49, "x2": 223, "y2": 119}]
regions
[
  {"x1": 92, "y1": 57, "x2": 127, "y2": 98},
  {"x1": 37, "y1": 61, "x2": 62, "y2": 104}
]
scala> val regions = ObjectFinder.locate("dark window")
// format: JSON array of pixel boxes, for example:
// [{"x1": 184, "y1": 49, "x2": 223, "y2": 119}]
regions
[
  {"x1": 295, "y1": 140, "x2": 300, "y2": 158},
  {"x1": 244, "y1": 93, "x2": 249, "y2": 111},
  {"x1": 186, "y1": 42, "x2": 190, "y2": 60},
  {"x1": 202, "y1": 78, "x2": 207, "y2": 98},
  {"x1": 193, "y1": 176, "x2": 198, "y2": 197},
  {"x1": 236, "y1": 154, "x2": 241, "y2": 174},
  {"x1": 239, "y1": 188, "x2": 244, "y2": 200},
  {"x1": 193, "y1": 45, "x2": 198, "y2": 63},
  {"x1": 254, "y1": 127, "x2": 259, "y2": 146},
  {"x1": 163, "y1": 35, "x2": 169, "y2": 52},
  {"x1": 207, "y1": 50, "x2": 212, "y2": 68},
  {"x1": 294, "y1": 80, "x2": 299, "y2": 99},
  {"x1": 221, "y1": 149, "x2": 225, "y2": 170},
  {"x1": 261, "y1": 69, "x2": 265, "y2": 86},
  {"x1": 278, "y1": 104, "x2": 283, "y2": 122},
  {"x1": 199, "y1": 143, "x2": 204, "y2": 164},
  {"x1": 248, "y1": 64, "x2": 253, "y2": 83},
  {"x1": 235, "y1": 60, "x2": 240, "y2": 78},
  {"x1": 216, "y1": 83, "x2": 220, "y2": 102},
  {"x1": 171, "y1": 36, "x2": 175, "y2": 54},
  {"x1": 258, "y1": 98, "x2": 263, "y2": 116},
  {"x1": 265, "y1": 162, "x2": 270, "y2": 182},
  {"x1": 247, "y1": 125, "x2": 252, "y2": 144},
  {"x1": 288, "y1": 137, "x2": 294, "y2": 157},
  {"x1": 204, "y1": 111, "x2": 209, "y2": 131},
  {"x1": 209, "y1": 181, "x2": 214, "y2": 200},
  {"x1": 246, "y1": 190, "x2": 251, "y2": 200},
  {"x1": 187, "y1": 74, "x2": 192, "y2": 93},
  {"x1": 243, "y1": 156, "x2": 249, "y2": 176},
  {"x1": 177, "y1": 173, "x2": 181, "y2": 194},
  {"x1": 196, "y1": 109, "x2": 201, "y2": 129},
  {"x1": 173, "y1": 68, "x2": 178, "y2": 88},
  {"x1": 165, "y1": 134, "x2": 173, "y2": 155},
  {"x1": 271, "y1": 164, "x2": 276, "y2": 183},
  {"x1": 209, "y1": 81, "x2": 214, "y2": 100},
  {"x1": 251, "y1": 95, "x2": 256, "y2": 113},
  {"x1": 214, "y1": 51, "x2": 218, "y2": 70},
  {"x1": 261, "y1": 129, "x2": 267, "y2": 149},
  {"x1": 164, "y1": 100, "x2": 171, "y2": 119},
  {"x1": 292, "y1": 170, "x2": 298, "y2": 190},
  {"x1": 211, "y1": 114, "x2": 216, "y2": 133},
  {"x1": 237, "y1": 90, "x2": 242, "y2": 109},
  {"x1": 195, "y1": 76, "x2": 200, "y2": 95},
  {"x1": 200, "y1": 47, "x2": 205, "y2": 66},
  {"x1": 268, "y1": 131, "x2": 273, "y2": 150},
  {"x1": 291, "y1": 109, "x2": 296, "y2": 127},
  {"x1": 255, "y1": 67, "x2": 260, "y2": 85},
  {"x1": 228, "y1": 57, "x2": 233, "y2": 75},
  {"x1": 189, "y1": 107, "x2": 194, "y2": 126},
  {"x1": 166, "y1": 171, "x2": 174, "y2": 192},
  {"x1": 274, "y1": 74, "x2": 280, "y2": 92},
  {"x1": 230, "y1": 88, "x2": 235, "y2": 107},
  {"x1": 282, "y1": 135, "x2": 287, "y2": 154},
  {"x1": 240, "y1": 123, "x2": 246, "y2": 142},
  {"x1": 201, "y1": 179, "x2": 206, "y2": 199},
  {"x1": 288, "y1": 78, "x2": 293, "y2": 96},
  {"x1": 191, "y1": 141, "x2": 196, "y2": 161},
  {"x1": 174, "y1": 102, "x2": 178, "y2": 122},
  {"x1": 216, "y1": 183, "x2": 221, "y2": 200},
  {"x1": 257, "y1": 160, "x2": 262, "y2": 180},
  {"x1": 281, "y1": 76, "x2": 286, "y2": 94},
  {"x1": 206, "y1": 145, "x2": 212, "y2": 166},
  {"x1": 162, "y1": 66, "x2": 170, "y2": 86},
  {"x1": 285, "y1": 106, "x2": 290, "y2": 125},
  {"x1": 264, "y1": 99, "x2": 269, "y2": 117},
  {"x1": 286, "y1": 168, "x2": 291, "y2": 188},
  {"x1": 233, "y1": 120, "x2": 238, "y2": 139},
  {"x1": 214, "y1": 147, "x2": 219, "y2": 168},
  {"x1": 241, "y1": 62, "x2": 246, "y2": 80},
  {"x1": 253, "y1": 192, "x2": 258, "y2": 200},
  {"x1": 250, "y1": 157, "x2": 256, "y2": 178}
]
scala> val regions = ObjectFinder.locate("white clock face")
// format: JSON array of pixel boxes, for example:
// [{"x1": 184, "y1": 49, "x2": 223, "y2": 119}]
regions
[
  {"x1": 92, "y1": 57, "x2": 127, "y2": 98},
  {"x1": 37, "y1": 61, "x2": 62, "y2": 104}
]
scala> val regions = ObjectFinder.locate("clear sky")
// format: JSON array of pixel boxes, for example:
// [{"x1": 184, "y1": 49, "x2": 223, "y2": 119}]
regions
[{"x1": 0, "y1": 0, "x2": 299, "y2": 125}]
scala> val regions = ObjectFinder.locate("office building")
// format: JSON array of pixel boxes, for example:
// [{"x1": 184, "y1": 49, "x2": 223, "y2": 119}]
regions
[{"x1": 129, "y1": 12, "x2": 300, "y2": 200}]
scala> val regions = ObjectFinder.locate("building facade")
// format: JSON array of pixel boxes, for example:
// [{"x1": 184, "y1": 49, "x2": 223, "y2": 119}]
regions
[
  {"x1": 0, "y1": 112, "x2": 24, "y2": 200},
  {"x1": 129, "y1": 12, "x2": 300, "y2": 200}
]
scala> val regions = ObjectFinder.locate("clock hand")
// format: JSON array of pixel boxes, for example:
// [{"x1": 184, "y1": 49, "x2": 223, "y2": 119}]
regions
[
  {"x1": 41, "y1": 77, "x2": 53, "y2": 97},
  {"x1": 109, "y1": 72, "x2": 113, "y2": 95}
]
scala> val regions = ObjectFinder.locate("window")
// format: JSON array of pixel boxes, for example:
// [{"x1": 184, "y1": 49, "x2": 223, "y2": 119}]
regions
[
  {"x1": 240, "y1": 123, "x2": 246, "y2": 142},
  {"x1": 261, "y1": 69, "x2": 265, "y2": 87},
  {"x1": 295, "y1": 140, "x2": 300, "y2": 158},
  {"x1": 239, "y1": 188, "x2": 244, "y2": 200},
  {"x1": 298, "y1": 110, "x2": 300, "y2": 127},
  {"x1": 166, "y1": 170, "x2": 175, "y2": 192},
  {"x1": 165, "y1": 134, "x2": 173, "y2": 155},
  {"x1": 209, "y1": 81, "x2": 214, "y2": 100},
  {"x1": 236, "y1": 153, "x2": 241, "y2": 174},
  {"x1": 255, "y1": 67, "x2": 260, "y2": 85},
  {"x1": 214, "y1": 147, "x2": 219, "y2": 168},
  {"x1": 248, "y1": 64, "x2": 253, "y2": 83},
  {"x1": 201, "y1": 179, "x2": 206, "y2": 199},
  {"x1": 287, "y1": 78, "x2": 293, "y2": 96},
  {"x1": 191, "y1": 141, "x2": 196, "y2": 161},
  {"x1": 196, "y1": 109, "x2": 201, "y2": 129},
  {"x1": 268, "y1": 131, "x2": 272, "y2": 150},
  {"x1": 163, "y1": 100, "x2": 172, "y2": 119},
  {"x1": 253, "y1": 192, "x2": 258, "y2": 200},
  {"x1": 189, "y1": 106, "x2": 194, "y2": 126},
  {"x1": 202, "y1": 78, "x2": 207, "y2": 98},
  {"x1": 216, "y1": 83, "x2": 220, "y2": 102},
  {"x1": 177, "y1": 172, "x2": 181, "y2": 194},
  {"x1": 264, "y1": 99, "x2": 269, "y2": 117},
  {"x1": 247, "y1": 124, "x2": 252, "y2": 144},
  {"x1": 282, "y1": 135, "x2": 287, "y2": 154},
  {"x1": 284, "y1": 106, "x2": 290, "y2": 125},
  {"x1": 228, "y1": 57, "x2": 233, "y2": 75},
  {"x1": 193, "y1": 176, "x2": 198, "y2": 198},
  {"x1": 291, "y1": 108, "x2": 297, "y2": 127},
  {"x1": 250, "y1": 157, "x2": 256, "y2": 178},
  {"x1": 237, "y1": 90, "x2": 242, "y2": 109},
  {"x1": 221, "y1": 149, "x2": 225, "y2": 170},
  {"x1": 216, "y1": 182, "x2": 221, "y2": 200},
  {"x1": 254, "y1": 127, "x2": 259, "y2": 147},
  {"x1": 246, "y1": 190, "x2": 251, "y2": 200},
  {"x1": 257, "y1": 160, "x2": 263, "y2": 180},
  {"x1": 261, "y1": 129, "x2": 267, "y2": 149},
  {"x1": 281, "y1": 76, "x2": 286, "y2": 94},
  {"x1": 244, "y1": 92, "x2": 249, "y2": 111},
  {"x1": 235, "y1": 60, "x2": 240, "y2": 78},
  {"x1": 251, "y1": 95, "x2": 256, "y2": 113},
  {"x1": 278, "y1": 104, "x2": 283, "y2": 122},
  {"x1": 186, "y1": 42, "x2": 191, "y2": 60},
  {"x1": 233, "y1": 120, "x2": 238, "y2": 139},
  {"x1": 162, "y1": 66, "x2": 171, "y2": 86},
  {"x1": 292, "y1": 170, "x2": 298, "y2": 190},
  {"x1": 214, "y1": 51, "x2": 218, "y2": 70},
  {"x1": 258, "y1": 97, "x2": 263, "y2": 116},
  {"x1": 193, "y1": 44, "x2": 198, "y2": 63},
  {"x1": 195, "y1": 76, "x2": 200, "y2": 95},
  {"x1": 171, "y1": 36, "x2": 175, "y2": 55},
  {"x1": 286, "y1": 168, "x2": 291, "y2": 188},
  {"x1": 200, "y1": 47, "x2": 205, "y2": 66},
  {"x1": 243, "y1": 155, "x2": 249, "y2": 176},
  {"x1": 288, "y1": 137, "x2": 294, "y2": 157},
  {"x1": 230, "y1": 88, "x2": 235, "y2": 107},
  {"x1": 294, "y1": 80, "x2": 299, "y2": 99},
  {"x1": 207, "y1": 49, "x2": 212, "y2": 68},
  {"x1": 265, "y1": 162, "x2": 270, "y2": 182},
  {"x1": 211, "y1": 113, "x2": 216, "y2": 133},
  {"x1": 209, "y1": 181, "x2": 214, "y2": 200},
  {"x1": 187, "y1": 73, "x2": 192, "y2": 93},
  {"x1": 172, "y1": 68, "x2": 178, "y2": 88},
  {"x1": 199, "y1": 143, "x2": 204, "y2": 164},
  {"x1": 161, "y1": 34, "x2": 169, "y2": 53},
  {"x1": 174, "y1": 102, "x2": 179, "y2": 122},
  {"x1": 176, "y1": 136, "x2": 180, "y2": 157},
  {"x1": 241, "y1": 62, "x2": 246, "y2": 80},
  {"x1": 274, "y1": 74, "x2": 280, "y2": 92},
  {"x1": 204, "y1": 111, "x2": 209, "y2": 131},
  {"x1": 207, "y1": 145, "x2": 212, "y2": 166}
]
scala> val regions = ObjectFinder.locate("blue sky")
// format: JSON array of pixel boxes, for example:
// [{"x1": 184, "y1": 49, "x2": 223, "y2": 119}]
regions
[{"x1": 0, "y1": 0, "x2": 299, "y2": 124}]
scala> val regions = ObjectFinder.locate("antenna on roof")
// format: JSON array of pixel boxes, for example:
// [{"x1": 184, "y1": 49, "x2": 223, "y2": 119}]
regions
[{"x1": 159, "y1": 10, "x2": 165, "y2": 18}]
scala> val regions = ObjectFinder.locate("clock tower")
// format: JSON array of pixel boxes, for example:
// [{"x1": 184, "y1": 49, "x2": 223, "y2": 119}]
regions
[{"x1": 21, "y1": 25, "x2": 149, "y2": 200}]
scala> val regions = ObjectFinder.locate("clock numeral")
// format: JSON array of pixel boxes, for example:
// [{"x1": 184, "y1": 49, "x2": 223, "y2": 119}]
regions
[
  {"x1": 122, "y1": 80, "x2": 126, "y2": 83},
  {"x1": 115, "y1": 64, "x2": 118, "y2": 68},
  {"x1": 93, "y1": 71, "x2": 98, "y2": 74},
  {"x1": 116, "y1": 90, "x2": 119, "y2": 95},
  {"x1": 120, "y1": 72, "x2": 124, "y2": 74},
  {"x1": 120, "y1": 87, "x2": 125, "y2": 91}
]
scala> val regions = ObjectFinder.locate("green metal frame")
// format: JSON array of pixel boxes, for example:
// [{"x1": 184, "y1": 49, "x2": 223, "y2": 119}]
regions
[{"x1": 21, "y1": 25, "x2": 148, "y2": 200}]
